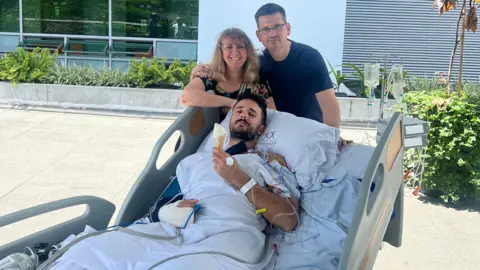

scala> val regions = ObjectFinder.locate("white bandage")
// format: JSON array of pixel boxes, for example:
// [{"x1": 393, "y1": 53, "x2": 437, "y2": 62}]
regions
[
  {"x1": 226, "y1": 157, "x2": 234, "y2": 166},
  {"x1": 240, "y1": 178, "x2": 257, "y2": 195},
  {"x1": 158, "y1": 200, "x2": 195, "y2": 228}
]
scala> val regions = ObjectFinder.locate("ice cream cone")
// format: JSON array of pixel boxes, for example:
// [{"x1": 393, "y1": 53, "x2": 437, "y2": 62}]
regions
[
  {"x1": 214, "y1": 135, "x2": 225, "y2": 149},
  {"x1": 213, "y1": 123, "x2": 226, "y2": 149}
]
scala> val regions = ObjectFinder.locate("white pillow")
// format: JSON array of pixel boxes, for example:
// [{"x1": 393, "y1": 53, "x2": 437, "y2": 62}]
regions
[
  {"x1": 337, "y1": 144, "x2": 375, "y2": 179},
  {"x1": 196, "y1": 109, "x2": 341, "y2": 190}
]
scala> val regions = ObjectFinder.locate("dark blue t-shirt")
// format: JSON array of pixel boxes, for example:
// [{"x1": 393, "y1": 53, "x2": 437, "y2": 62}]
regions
[{"x1": 259, "y1": 40, "x2": 333, "y2": 123}]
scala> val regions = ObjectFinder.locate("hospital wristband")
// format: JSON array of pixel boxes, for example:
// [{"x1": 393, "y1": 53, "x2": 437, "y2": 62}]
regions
[{"x1": 240, "y1": 178, "x2": 257, "y2": 195}]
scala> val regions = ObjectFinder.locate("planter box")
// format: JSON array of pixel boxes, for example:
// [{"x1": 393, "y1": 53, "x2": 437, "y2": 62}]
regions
[
  {"x1": 0, "y1": 82, "x2": 186, "y2": 114},
  {"x1": 0, "y1": 82, "x2": 398, "y2": 122}
]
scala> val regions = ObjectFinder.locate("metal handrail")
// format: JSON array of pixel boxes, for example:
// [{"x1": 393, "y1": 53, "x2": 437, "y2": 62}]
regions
[{"x1": 21, "y1": 33, "x2": 198, "y2": 44}]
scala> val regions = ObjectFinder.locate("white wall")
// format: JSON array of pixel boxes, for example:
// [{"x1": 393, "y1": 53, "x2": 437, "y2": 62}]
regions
[{"x1": 198, "y1": 0, "x2": 347, "y2": 68}]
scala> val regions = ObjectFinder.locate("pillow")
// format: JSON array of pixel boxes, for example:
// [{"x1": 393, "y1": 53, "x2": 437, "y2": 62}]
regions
[
  {"x1": 196, "y1": 109, "x2": 341, "y2": 190},
  {"x1": 337, "y1": 144, "x2": 375, "y2": 179}
]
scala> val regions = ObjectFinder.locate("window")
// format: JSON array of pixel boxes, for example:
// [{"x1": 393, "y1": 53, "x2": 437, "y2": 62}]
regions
[
  {"x1": 22, "y1": 0, "x2": 108, "y2": 36},
  {"x1": 112, "y1": 0, "x2": 199, "y2": 40},
  {"x1": 64, "y1": 39, "x2": 109, "y2": 56},
  {"x1": 0, "y1": 35, "x2": 20, "y2": 53},
  {"x1": 109, "y1": 40, "x2": 153, "y2": 58},
  {"x1": 0, "y1": 0, "x2": 20, "y2": 32}
]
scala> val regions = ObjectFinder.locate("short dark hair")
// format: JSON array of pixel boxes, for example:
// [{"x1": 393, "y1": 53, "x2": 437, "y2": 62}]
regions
[
  {"x1": 254, "y1": 3, "x2": 287, "y2": 26},
  {"x1": 234, "y1": 92, "x2": 267, "y2": 126}
]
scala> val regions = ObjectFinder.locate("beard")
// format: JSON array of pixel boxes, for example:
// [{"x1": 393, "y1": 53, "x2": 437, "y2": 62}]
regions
[
  {"x1": 230, "y1": 120, "x2": 261, "y2": 141},
  {"x1": 230, "y1": 129, "x2": 258, "y2": 141}
]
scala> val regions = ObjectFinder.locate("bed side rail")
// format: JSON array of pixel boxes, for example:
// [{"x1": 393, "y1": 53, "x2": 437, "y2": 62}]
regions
[
  {"x1": 0, "y1": 196, "x2": 115, "y2": 259},
  {"x1": 338, "y1": 112, "x2": 404, "y2": 270},
  {"x1": 115, "y1": 107, "x2": 219, "y2": 224}
]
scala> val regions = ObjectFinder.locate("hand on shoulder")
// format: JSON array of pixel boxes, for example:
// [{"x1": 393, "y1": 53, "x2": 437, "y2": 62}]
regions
[{"x1": 190, "y1": 64, "x2": 213, "y2": 81}]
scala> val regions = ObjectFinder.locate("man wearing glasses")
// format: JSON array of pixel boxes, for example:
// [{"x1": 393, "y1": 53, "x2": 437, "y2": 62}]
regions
[
  {"x1": 254, "y1": 3, "x2": 340, "y2": 129},
  {"x1": 191, "y1": 3, "x2": 342, "y2": 131}
]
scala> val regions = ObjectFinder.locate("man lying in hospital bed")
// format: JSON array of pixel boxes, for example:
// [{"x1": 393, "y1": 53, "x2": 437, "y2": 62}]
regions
[{"x1": 37, "y1": 93, "x2": 301, "y2": 270}]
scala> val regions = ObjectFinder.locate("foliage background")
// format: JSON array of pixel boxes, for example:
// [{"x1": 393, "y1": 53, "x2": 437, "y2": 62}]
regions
[
  {"x1": 0, "y1": 48, "x2": 195, "y2": 89},
  {"x1": 403, "y1": 89, "x2": 480, "y2": 202}
]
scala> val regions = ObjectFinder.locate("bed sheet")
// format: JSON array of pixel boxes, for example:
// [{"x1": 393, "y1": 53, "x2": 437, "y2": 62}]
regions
[
  {"x1": 146, "y1": 144, "x2": 375, "y2": 269},
  {"x1": 266, "y1": 143, "x2": 374, "y2": 270}
]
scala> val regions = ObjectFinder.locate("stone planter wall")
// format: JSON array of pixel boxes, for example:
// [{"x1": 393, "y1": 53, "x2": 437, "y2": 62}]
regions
[
  {"x1": 0, "y1": 82, "x2": 186, "y2": 114},
  {"x1": 0, "y1": 82, "x2": 398, "y2": 122}
]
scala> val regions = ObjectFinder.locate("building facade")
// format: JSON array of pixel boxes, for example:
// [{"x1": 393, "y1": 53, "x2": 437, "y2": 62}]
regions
[
  {"x1": 1, "y1": 0, "x2": 478, "y2": 80},
  {"x1": 342, "y1": 0, "x2": 480, "y2": 81},
  {"x1": 0, "y1": 0, "x2": 199, "y2": 70}
]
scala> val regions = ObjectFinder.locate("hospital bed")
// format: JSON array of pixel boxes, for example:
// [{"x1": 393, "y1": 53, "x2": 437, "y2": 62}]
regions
[{"x1": 0, "y1": 107, "x2": 405, "y2": 270}]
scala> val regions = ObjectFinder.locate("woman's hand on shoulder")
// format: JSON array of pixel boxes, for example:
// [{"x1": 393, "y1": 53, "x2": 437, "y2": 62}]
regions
[{"x1": 190, "y1": 64, "x2": 213, "y2": 81}]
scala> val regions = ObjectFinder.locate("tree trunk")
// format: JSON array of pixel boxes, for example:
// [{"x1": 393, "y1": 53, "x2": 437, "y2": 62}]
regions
[
  {"x1": 458, "y1": 1, "x2": 467, "y2": 94},
  {"x1": 447, "y1": 10, "x2": 463, "y2": 95}
]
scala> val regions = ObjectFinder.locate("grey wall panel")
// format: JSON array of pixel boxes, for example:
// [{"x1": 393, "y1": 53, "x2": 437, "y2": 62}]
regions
[{"x1": 343, "y1": 0, "x2": 480, "y2": 81}]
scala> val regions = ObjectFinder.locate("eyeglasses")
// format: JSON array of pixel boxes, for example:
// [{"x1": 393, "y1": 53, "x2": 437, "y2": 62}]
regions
[{"x1": 258, "y1": 24, "x2": 285, "y2": 35}]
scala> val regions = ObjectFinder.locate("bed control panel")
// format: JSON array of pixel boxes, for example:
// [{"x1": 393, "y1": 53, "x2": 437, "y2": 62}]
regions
[{"x1": 376, "y1": 116, "x2": 429, "y2": 149}]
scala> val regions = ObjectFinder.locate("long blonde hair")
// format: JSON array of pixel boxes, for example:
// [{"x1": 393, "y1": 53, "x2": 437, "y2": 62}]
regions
[{"x1": 210, "y1": 28, "x2": 259, "y2": 86}]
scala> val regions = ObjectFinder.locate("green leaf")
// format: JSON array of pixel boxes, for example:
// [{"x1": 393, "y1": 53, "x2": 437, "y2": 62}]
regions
[
  {"x1": 341, "y1": 63, "x2": 364, "y2": 82},
  {"x1": 403, "y1": 89, "x2": 480, "y2": 203}
]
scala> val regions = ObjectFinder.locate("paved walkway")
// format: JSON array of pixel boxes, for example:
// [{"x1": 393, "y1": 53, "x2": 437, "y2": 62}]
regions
[{"x1": 0, "y1": 108, "x2": 478, "y2": 269}]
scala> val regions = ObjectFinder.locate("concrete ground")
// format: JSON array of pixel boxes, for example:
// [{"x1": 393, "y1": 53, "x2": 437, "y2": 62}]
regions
[{"x1": 0, "y1": 107, "x2": 479, "y2": 269}]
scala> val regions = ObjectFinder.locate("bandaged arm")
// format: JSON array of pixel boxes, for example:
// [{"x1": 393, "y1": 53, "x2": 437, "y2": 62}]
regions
[{"x1": 229, "y1": 171, "x2": 299, "y2": 232}]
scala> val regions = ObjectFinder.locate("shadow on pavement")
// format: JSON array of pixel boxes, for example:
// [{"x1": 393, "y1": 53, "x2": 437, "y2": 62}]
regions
[{"x1": 418, "y1": 194, "x2": 480, "y2": 213}]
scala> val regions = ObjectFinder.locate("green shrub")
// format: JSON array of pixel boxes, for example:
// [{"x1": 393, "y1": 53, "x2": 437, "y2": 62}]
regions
[
  {"x1": 166, "y1": 59, "x2": 196, "y2": 88},
  {"x1": 1, "y1": 48, "x2": 196, "y2": 89},
  {"x1": 405, "y1": 76, "x2": 446, "y2": 93},
  {"x1": 45, "y1": 57, "x2": 195, "y2": 89},
  {"x1": 463, "y1": 82, "x2": 480, "y2": 104},
  {"x1": 0, "y1": 48, "x2": 57, "y2": 86},
  {"x1": 124, "y1": 57, "x2": 195, "y2": 88},
  {"x1": 125, "y1": 57, "x2": 172, "y2": 88},
  {"x1": 94, "y1": 66, "x2": 131, "y2": 87},
  {"x1": 404, "y1": 90, "x2": 480, "y2": 202},
  {"x1": 47, "y1": 64, "x2": 131, "y2": 87}
]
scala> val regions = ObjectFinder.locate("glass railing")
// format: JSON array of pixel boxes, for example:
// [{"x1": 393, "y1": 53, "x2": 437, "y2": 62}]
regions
[
  {"x1": 0, "y1": 34, "x2": 20, "y2": 53},
  {"x1": 108, "y1": 41, "x2": 153, "y2": 58},
  {"x1": 64, "y1": 40, "x2": 109, "y2": 56},
  {"x1": 5, "y1": 34, "x2": 197, "y2": 69}
]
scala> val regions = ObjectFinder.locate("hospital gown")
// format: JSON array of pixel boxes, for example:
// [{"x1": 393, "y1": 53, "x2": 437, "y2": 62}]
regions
[{"x1": 44, "y1": 152, "x2": 298, "y2": 270}]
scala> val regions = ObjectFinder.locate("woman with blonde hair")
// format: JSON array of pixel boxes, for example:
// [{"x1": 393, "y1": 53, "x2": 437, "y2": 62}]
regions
[{"x1": 180, "y1": 27, "x2": 272, "y2": 121}]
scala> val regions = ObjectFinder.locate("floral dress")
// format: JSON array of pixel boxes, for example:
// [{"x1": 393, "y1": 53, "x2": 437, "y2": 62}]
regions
[{"x1": 201, "y1": 78, "x2": 272, "y2": 121}]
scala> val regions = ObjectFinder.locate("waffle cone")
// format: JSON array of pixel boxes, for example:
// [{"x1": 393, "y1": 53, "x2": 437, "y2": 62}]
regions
[{"x1": 214, "y1": 135, "x2": 225, "y2": 149}]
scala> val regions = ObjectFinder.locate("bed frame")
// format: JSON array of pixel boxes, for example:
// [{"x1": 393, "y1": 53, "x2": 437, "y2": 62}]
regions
[{"x1": 0, "y1": 107, "x2": 404, "y2": 270}]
